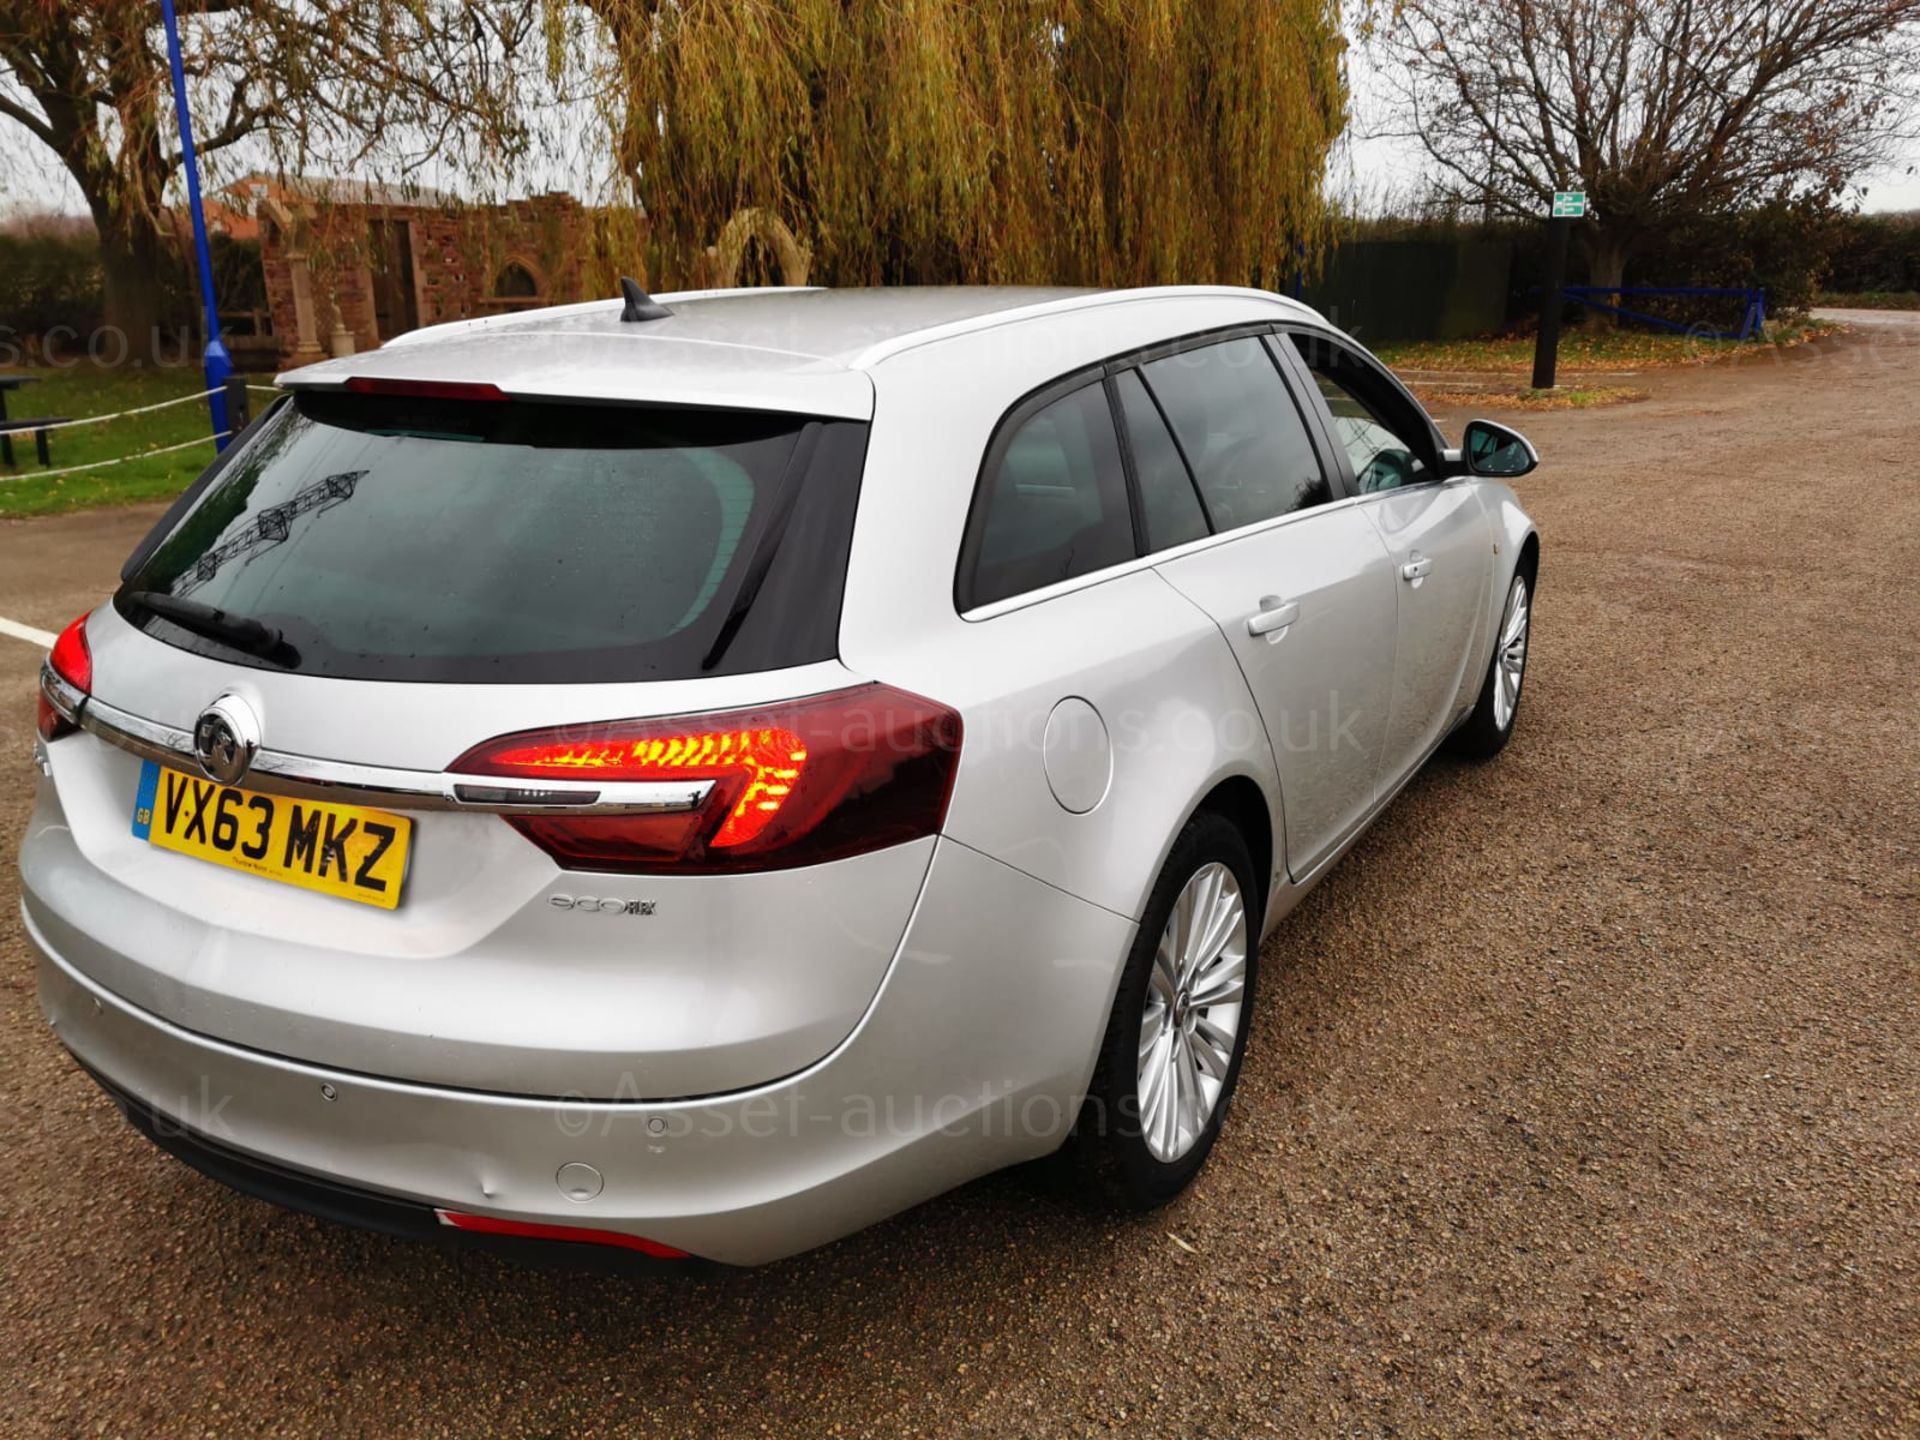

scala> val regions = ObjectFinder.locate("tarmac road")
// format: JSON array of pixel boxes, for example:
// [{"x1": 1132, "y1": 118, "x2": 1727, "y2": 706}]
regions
[{"x1": 2, "y1": 323, "x2": 1916, "y2": 1436}]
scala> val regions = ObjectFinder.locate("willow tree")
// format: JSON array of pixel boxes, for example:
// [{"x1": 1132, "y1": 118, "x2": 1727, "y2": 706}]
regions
[
  {"x1": 0, "y1": 0, "x2": 540, "y2": 353},
  {"x1": 568, "y1": 0, "x2": 1347, "y2": 289}
]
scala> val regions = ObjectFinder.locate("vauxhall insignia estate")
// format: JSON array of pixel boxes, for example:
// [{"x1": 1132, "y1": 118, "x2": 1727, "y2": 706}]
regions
[{"x1": 24, "y1": 285, "x2": 1540, "y2": 1265}]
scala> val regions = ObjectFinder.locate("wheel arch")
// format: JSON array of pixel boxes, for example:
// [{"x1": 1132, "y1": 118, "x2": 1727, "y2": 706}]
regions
[
  {"x1": 1476, "y1": 483, "x2": 1539, "y2": 661},
  {"x1": 1128, "y1": 769, "x2": 1279, "y2": 948},
  {"x1": 1192, "y1": 775, "x2": 1274, "y2": 928},
  {"x1": 1483, "y1": 524, "x2": 1540, "y2": 682},
  {"x1": 1517, "y1": 528, "x2": 1540, "y2": 587}
]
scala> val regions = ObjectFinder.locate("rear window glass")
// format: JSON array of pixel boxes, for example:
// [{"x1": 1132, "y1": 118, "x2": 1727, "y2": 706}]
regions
[{"x1": 116, "y1": 391, "x2": 867, "y2": 683}]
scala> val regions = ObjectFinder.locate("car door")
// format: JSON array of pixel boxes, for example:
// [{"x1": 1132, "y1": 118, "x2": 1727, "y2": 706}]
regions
[
  {"x1": 931, "y1": 361, "x2": 1291, "y2": 919},
  {"x1": 1139, "y1": 334, "x2": 1398, "y2": 880},
  {"x1": 1285, "y1": 331, "x2": 1493, "y2": 791}
]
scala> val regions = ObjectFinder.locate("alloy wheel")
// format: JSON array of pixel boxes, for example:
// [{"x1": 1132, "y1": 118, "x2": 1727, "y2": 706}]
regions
[
  {"x1": 1491, "y1": 574, "x2": 1530, "y2": 732},
  {"x1": 1137, "y1": 861, "x2": 1249, "y2": 1163}
]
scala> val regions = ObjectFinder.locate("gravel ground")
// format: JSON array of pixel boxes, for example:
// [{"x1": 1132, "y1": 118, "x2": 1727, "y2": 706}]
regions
[{"x1": 2, "y1": 322, "x2": 1917, "y2": 1437}]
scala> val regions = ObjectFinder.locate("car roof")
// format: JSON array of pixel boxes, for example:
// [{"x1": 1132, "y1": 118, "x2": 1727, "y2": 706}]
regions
[{"x1": 277, "y1": 285, "x2": 1326, "y2": 418}]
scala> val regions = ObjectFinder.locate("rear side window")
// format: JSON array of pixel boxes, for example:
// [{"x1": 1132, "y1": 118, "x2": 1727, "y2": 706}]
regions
[
  {"x1": 961, "y1": 380, "x2": 1135, "y2": 609},
  {"x1": 116, "y1": 391, "x2": 867, "y2": 683},
  {"x1": 1113, "y1": 370, "x2": 1209, "y2": 551},
  {"x1": 1141, "y1": 337, "x2": 1329, "y2": 531}
]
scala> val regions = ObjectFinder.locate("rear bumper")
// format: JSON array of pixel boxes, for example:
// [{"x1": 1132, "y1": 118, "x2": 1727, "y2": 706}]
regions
[
  {"x1": 29, "y1": 836, "x2": 1135, "y2": 1266},
  {"x1": 80, "y1": 1064, "x2": 695, "y2": 1272}
]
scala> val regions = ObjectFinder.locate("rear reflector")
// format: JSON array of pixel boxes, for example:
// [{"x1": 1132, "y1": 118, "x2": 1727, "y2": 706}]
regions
[
  {"x1": 37, "y1": 612, "x2": 91, "y2": 742},
  {"x1": 33, "y1": 692, "x2": 63, "y2": 743},
  {"x1": 450, "y1": 682, "x2": 962, "y2": 874},
  {"x1": 433, "y1": 1209, "x2": 690, "y2": 1259},
  {"x1": 342, "y1": 376, "x2": 507, "y2": 402}
]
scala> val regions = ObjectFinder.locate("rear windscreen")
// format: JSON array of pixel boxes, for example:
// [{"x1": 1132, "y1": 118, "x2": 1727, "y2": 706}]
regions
[{"x1": 116, "y1": 391, "x2": 868, "y2": 683}]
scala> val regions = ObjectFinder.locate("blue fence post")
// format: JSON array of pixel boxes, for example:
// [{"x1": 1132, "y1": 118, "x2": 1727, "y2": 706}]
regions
[{"x1": 159, "y1": 0, "x2": 232, "y2": 450}]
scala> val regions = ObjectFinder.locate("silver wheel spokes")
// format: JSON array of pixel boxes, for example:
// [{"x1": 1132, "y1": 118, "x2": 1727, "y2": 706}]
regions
[
  {"x1": 1137, "y1": 862, "x2": 1248, "y2": 1163},
  {"x1": 1492, "y1": 575, "x2": 1530, "y2": 731}
]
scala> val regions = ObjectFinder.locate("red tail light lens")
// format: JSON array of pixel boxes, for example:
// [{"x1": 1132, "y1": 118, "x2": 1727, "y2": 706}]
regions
[
  {"x1": 49, "y1": 613, "x2": 91, "y2": 690},
  {"x1": 37, "y1": 613, "x2": 91, "y2": 741},
  {"x1": 450, "y1": 683, "x2": 963, "y2": 874}
]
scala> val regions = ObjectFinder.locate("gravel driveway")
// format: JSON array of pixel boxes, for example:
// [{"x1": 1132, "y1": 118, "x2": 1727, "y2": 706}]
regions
[{"x1": 2, "y1": 322, "x2": 1916, "y2": 1437}]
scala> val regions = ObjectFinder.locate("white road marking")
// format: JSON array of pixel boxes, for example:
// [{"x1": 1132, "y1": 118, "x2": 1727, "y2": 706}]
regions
[{"x1": 0, "y1": 616, "x2": 57, "y2": 649}]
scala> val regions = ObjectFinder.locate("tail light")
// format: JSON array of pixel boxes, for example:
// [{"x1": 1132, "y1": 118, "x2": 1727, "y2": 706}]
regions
[
  {"x1": 450, "y1": 683, "x2": 962, "y2": 874},
  {"x1": 36, "y1": 613, "x2": 91, "y2": 742}
]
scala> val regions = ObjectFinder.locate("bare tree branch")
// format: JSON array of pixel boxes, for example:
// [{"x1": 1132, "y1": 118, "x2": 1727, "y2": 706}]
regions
[
  {"x1": 0, "y1": 87, "x2": 55, "y2": 146},
  {"x1": 0, "y1": 0, "x2": 544, "y2": 334},
  {"x1": 1370, "y1": 0, "x2": 1920, "y2": 283}
]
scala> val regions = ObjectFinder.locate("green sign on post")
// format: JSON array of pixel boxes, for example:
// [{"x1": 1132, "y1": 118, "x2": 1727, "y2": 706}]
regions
[{"x1": 1552, "y1": 191, "x2": 1588, "y2": 219}]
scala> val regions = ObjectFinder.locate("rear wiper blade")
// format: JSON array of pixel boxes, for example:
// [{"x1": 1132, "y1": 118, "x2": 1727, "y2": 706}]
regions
[{"x1": 125, "y1": 590, "x2": 296, "y2": 665}]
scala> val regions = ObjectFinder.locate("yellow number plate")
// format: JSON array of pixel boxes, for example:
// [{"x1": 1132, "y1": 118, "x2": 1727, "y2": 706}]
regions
[{"x1": 133, "y1": 760, "x2": 412, "y2": 910}]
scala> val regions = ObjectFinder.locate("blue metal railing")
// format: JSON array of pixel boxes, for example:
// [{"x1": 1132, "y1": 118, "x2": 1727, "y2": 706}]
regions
[{"x1": 1556, "y1": 285, "x2": 1768, "y2": 340}]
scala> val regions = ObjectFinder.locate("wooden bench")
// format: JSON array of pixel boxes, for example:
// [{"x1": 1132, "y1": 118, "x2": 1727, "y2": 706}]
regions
[{"x1": 0, "y1": 418, "x2": 71, "y2": 469}]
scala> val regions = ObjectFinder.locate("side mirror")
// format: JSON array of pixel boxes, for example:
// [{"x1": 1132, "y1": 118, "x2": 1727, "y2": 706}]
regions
[{"x1": 1462, "y1": 420, "x2": 1539, "y2": 478}]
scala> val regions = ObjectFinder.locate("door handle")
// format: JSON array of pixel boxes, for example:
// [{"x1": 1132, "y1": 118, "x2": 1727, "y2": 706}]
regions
[
  {"x1": 1247, "y1": 596, "x2": 1300, "y2": 639},
  {"x1": 1400, "y1": 555, "x2": 1434, "y2": 583}
]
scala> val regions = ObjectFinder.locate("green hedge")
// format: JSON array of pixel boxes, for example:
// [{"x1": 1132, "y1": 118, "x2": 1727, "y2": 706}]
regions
[
  {"x1": 0, "y1": 227, "x2": 264, "y2": 354},
  {"x1": 1821, "y1": 212, "x2": 1920, "y2": 295},
  {"x1": 0, "y1": 228, "x2": 104, "y2": 341},
  {"x1": 1640, "y1": 201, "x2": 1831, "y2": 317}
]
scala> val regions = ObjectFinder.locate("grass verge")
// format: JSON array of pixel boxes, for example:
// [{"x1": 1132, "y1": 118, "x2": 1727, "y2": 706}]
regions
[
  {"x1": 1410, "y1": 384, "x2": 1651, "y2": 413},
  {"x1": 1814, "y1": 291, "x2": 1920, "y2": 311},
  {"x1": 0, "y1": 363, "x2": 259, "y2": 519},
  {"x1": 1376, "y1": 318, "x2": 1837, "y2": 375}
]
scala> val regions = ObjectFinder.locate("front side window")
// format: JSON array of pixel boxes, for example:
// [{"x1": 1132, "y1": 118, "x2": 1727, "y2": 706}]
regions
[
  {"x1": 1290, "y1": 336, "x2": 1438, "y2": 494},
  {"x1": 1141, "y1": 337, "x2": 1329, "y2": 532},
  {"x1": 962, "y1": 380, "x2": 1135, "y2": 609},
  {"x1": 117, "y1": 390, "x2": 865, "y2": 682}
]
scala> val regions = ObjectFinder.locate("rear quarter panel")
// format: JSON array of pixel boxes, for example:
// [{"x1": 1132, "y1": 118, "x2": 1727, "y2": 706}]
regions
[{"x1": 837, "y1": 297, "x2": 1292, "y2": 923}]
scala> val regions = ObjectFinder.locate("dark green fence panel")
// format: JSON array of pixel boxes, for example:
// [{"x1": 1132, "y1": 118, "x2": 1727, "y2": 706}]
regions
[{"x1": 1302, "y1": 239, "x2": 1514, "y2": 344}]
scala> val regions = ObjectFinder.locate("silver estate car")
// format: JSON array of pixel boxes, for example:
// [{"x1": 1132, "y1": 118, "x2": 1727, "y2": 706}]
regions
[{"x1": 25, "y1": 285, "x2": 1539, "y2": 1266}]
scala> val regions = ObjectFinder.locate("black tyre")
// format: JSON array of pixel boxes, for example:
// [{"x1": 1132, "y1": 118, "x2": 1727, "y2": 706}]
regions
[
  {"x1": 1449, "y1": 566, "x2": 1533, "y2": 762},
  {"x1": 1066, "y1": 810, "x2": 1261, "y2": 1209}
]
